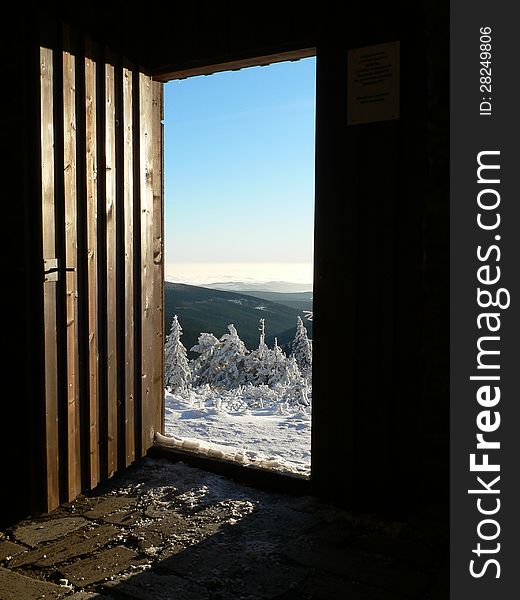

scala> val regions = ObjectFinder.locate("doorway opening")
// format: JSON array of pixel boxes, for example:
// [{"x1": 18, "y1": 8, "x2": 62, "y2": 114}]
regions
[{"x1": 161, "y1": 56, "x2": 316, "y2": 477}]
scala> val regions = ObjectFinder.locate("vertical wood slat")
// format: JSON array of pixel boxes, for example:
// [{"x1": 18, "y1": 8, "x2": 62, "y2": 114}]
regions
[
  {"x1": 85, "y1": 41, "x2": 100, "y2": 488},
  {"x1": 62, "y1": 37, "x2": 81, "y2": 500},
  {"x1": 74, "y1": 39, "x2": 90, "y2": 493},
  {"x1": 123, "y1": 67, "x2": 135, "y2": 466},
  {"x1": 139, "y1": 73, "x2": 154, "y2": 454},
  {"x1": 151, "y1": 81, "x2": 164, "y2": 435},
  {"x1": 40, "y1": 46, "x2": 60, "y2": 512},
  {"x1": 105, "y1": 55, "x2": 118, "y2": 477}
]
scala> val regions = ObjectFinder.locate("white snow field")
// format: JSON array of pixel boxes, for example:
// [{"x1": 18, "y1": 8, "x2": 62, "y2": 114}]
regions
[{"x1": 162, "y1": 387, "x2": 311, "y2": 477}]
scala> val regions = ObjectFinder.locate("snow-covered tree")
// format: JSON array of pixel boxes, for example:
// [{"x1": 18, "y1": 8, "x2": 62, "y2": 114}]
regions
[
  {"x1": 190, "y1": 332, "x2": 220, "y2": 386},
  {"x1": 293, "y1": 377, "x2": 311, "y2": 407},
  {"x1": 212, "y1": 324, "x2": 248, "y2": 389},
  {"x1": 291, "y1": 316, "x2": 312, "y2": 380},
  {"x1": 284, "y1": 355, "x2": 302, "y2": 387},
  {"x1": 257, "y1": 318, "x2": 268, "y2": 358},
  {"x1": 268, "y1": 338, "x2": 301, "y2": 387},
  {"x1": 164, "y1": 315, "x2": 191, "y2": 393},
  {"x1": 191, "y1": 325, "x2": 248, "y2": 389},
  {"x1": 243, "y1": 319, "x2": 270, "y2": 386}
]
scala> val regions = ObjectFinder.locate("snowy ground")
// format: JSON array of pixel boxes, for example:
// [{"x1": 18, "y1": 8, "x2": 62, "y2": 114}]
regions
[{"x1": 163, "y1": 388, "x2": 311, "y2": 476}]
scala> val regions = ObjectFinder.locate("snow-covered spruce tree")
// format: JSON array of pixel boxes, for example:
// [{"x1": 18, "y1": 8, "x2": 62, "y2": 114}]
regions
[
  {"x1": 243, "y1": 319, "x2": 270, "y2": 386},
  {"x1": 190, "y1": 332, "x2": 220, "y2": 386},
  {"x1": 164, "y1": 315, "x2": 191, "y2": 393},
  {"x1": 291, "y1": 316, "x2": 312, "y2": 380},
  {"x1": 284, "y1": 354, "x2": 302, "y2": 387},
  {"x1": 268, "y1": 338, "x2": 301, "y2": 387},
  {"x1": 299, "y1": 377, "x2": 311, "y2": 406},
  {"x1": 257, "y1": 318, "x2": 268, "y2": 358},
  {"x1": 211, "y1": 324, "x2": 248, "y2": 389}
]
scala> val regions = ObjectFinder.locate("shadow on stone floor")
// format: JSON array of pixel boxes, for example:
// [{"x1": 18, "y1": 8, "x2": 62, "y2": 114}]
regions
[{"x1": 0, "y1": 458, "x2": 448, "y2": 600}]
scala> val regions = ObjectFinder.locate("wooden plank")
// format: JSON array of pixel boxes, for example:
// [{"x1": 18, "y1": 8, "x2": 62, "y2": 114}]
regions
[
  {"x1": 139, "y1": 72, "x2": 154, "y2": 454},
  {"x1": 62, "y1": 36, "x2": 81, "y2": 500},
  {"x1": 123, "y1": 67, "x2": 135, "y2": 466},
  {"x1": 154, "y1": 47, "x2": 317, "y2": 82},
  {"x1": 151, "y1": 81, "x2": 164, "y2": 435},
  {"x1": 73, "y1": 36, "x2": 90, "y2": 494},
  {"x1": 85, "y1": 41, "x2": 100, "y2": 488},
  {"x1": 40, "y1": 46, "x2": 60, "y2": 511},
  {"x1": 132, "y1": 69, "x2": 142, "y2": 460},
  {"x1": 105, "y1": 55, "x2": 117, "y2": 477}
]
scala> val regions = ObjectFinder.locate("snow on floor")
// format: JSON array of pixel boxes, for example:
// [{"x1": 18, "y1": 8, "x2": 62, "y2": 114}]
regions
[{"x1": 163, "y1": 389, "x2": 311, "y2": 476}]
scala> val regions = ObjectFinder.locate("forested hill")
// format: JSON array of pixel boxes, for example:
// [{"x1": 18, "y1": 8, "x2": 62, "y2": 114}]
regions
[
  {"x1": 164, "y1": 282, "x2": 312, "y2": 356},
  {"x1": 219, "y1": 290, "x2": 312, "y2": 312}
]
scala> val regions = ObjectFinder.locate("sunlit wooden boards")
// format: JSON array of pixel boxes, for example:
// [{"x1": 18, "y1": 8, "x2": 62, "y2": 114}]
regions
[
  {"x1": 84, "y1": 38, "x2": 100, "y2": 489},
  {"x1": 105, "y1": 54, "x2": 117, "y2": 478},
  {"x1": 138, "y1": 75, "x2": 164, "y2": 456},
  {"x1": 122, "y1": 67, "x2": 135, "y2": 467},
  {"x1": 40, "y1": 46, "x2": 60, "y2": 512},
  {"x1": 139, "y1": 73, "x2": 157, "y2": 454},
  {"x1": 62, "y1": 32, "x2": 81, "y2": 501},
  {"x1": 38, "y1": 30, "x2": 164, "y2": 512},
  {"x1": 152, "y1": 81, "x2": 165, "y2": 436}
]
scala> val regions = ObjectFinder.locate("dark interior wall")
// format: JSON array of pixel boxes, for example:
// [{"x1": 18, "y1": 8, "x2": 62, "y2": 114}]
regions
[
  {"x1": 1, "y1": 11, "x2": 42, "y2": 526},
  {"x1": 2, "y1": 0, "x2": 448, "y2": 525},
  {"x1": 312, "y1": 3, "x2": 433, "y2": 512},
  {"x1": 420, "y1": 0, "x2": 449, "y2": 508}
]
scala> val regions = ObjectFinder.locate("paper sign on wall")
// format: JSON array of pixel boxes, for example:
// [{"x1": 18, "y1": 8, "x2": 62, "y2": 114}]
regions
[{"x1": 347, "y1": 42, "x2": 400, "y2": 125}]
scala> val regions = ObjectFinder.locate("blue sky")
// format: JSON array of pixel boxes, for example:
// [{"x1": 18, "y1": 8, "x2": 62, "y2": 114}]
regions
[{"x1": 164, "y1": 57, "x2": 316, "y2": 265}]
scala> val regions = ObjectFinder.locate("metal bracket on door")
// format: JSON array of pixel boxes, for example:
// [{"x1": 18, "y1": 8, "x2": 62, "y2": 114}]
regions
[
  {"x1": 43, "y1": 258, "x2": 76, "y2": 282},
  {"x1": 44, "y1": 258, "x2": 59, "y2": 282}
]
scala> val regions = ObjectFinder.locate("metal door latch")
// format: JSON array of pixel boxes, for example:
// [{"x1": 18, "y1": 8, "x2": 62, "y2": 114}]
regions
[
  {"x1": 44, "y1": 258, "x2": 59, "y2": 282},
  {"x1": 44, "y1": 258, "x2": 76, "y2": 282}
]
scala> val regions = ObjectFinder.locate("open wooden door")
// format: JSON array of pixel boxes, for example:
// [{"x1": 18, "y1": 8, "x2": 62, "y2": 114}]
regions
[{"x1": 39, "y1": 29, "x2": 164, "y2": 512}]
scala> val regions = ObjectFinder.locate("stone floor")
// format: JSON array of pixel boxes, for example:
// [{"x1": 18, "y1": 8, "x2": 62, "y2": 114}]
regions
[{"x1": 0, "y1": 459, "x2": 448, "y2": 599}]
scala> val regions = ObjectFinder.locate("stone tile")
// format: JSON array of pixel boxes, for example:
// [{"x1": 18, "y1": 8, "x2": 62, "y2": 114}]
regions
[
  {"x1": 158, "y1": 529, "x2": 248, "y2": 578},
  {"x1": 281, "y1": 539, "x2": 433, "y2": 597},
  {"x1": 104, "y1": 572, "x2": 209, "y2": 600},
  {"x1": 143, "y1": 505, "x2": 168, "y2": 519},
  {"x1": 84, "y1": 497, "x2": 136, "y2": 521},
  {"x1": 132, "y1": 513, "x2": 196, "y2": 552},
  {"x1": 102, "y1": 512, "x2": 141, "y2": 527},
  {"x1": 0, "y1": 541, "x2": 24, "y2": 561},
  {"x1": 223, "y1": 508, "x2": 305, "y2": 544},
  {"x1": 160, "y1": 537, "x2": 305, "y2": 599},
  {"x1": 228, "y1": 563, "x2": 308, "y2": 599},
  {"x1": 66, "y1": 496, "x2": 107, "y2": 516},
  {"x1": 158, "y1": 532, "x2": 307, "y2": 598},
  {"x1": 10, "y1": 525, "x2": 119, "y2": 568},
  {"x1": 13, "y1": 517, "x2": 87, "y2": 547},
  {"x1": 0, "y1": 566, "x2": 68, "y2": 598},
  {"x1": 59, "y1": 546, "x2": 147, "y2": 586},
  {"x1": 155, "y1": 542, "x2": 186, "y2": 561}
]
